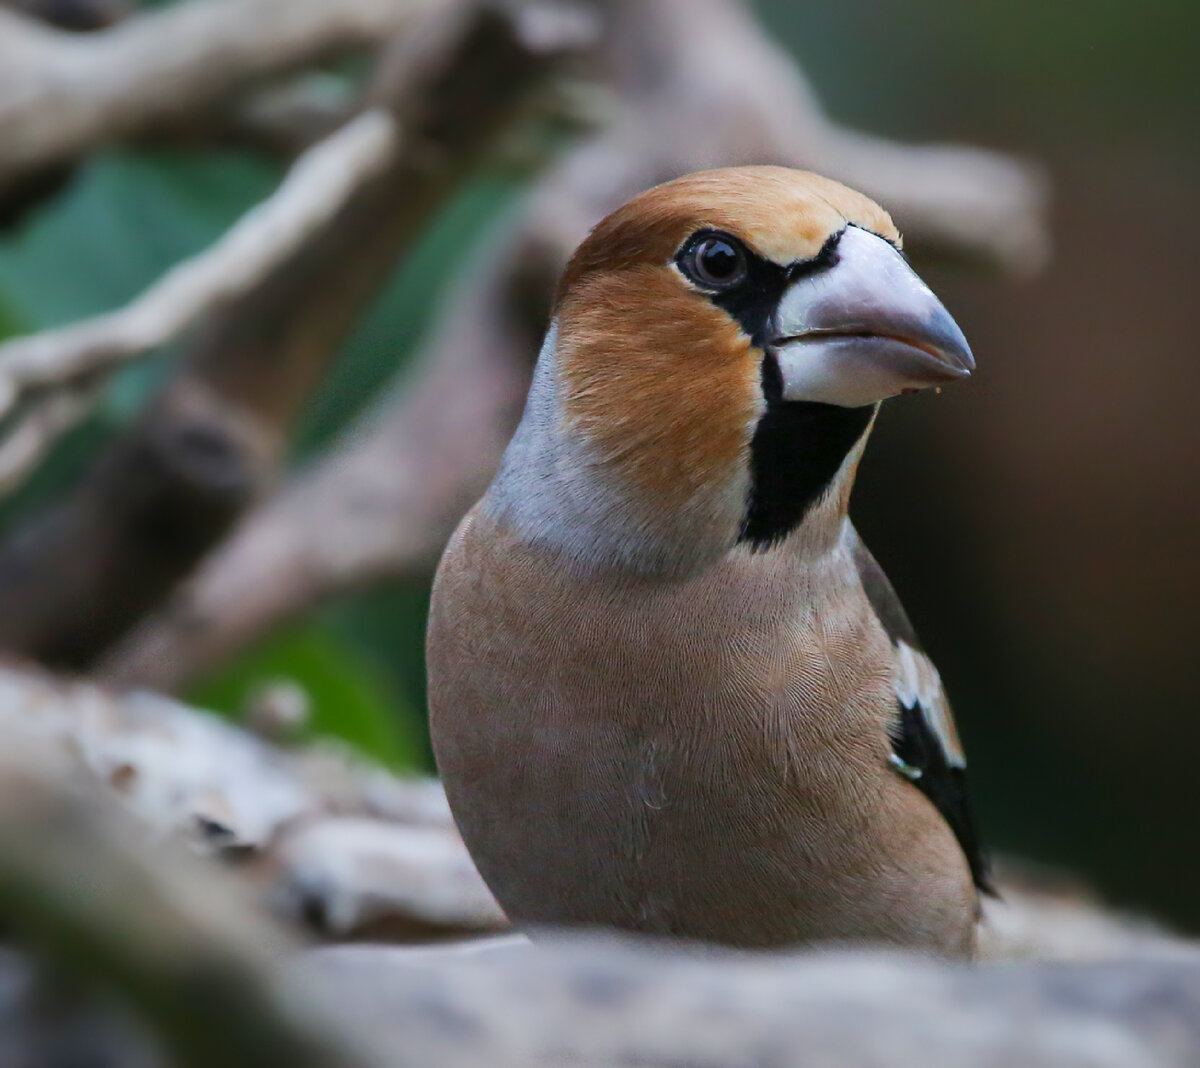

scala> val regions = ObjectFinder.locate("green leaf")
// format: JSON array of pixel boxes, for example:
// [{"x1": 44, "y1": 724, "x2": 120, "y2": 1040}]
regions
[
  {"x1": 0, "y1": 151, "x2": 525, "y2": 770},
  {"x1": 0, "y1": 148, "x2": 285, "y2": 512},
  {"x1": 0, "y1": 288, "x2": 27, "y2": 343},
  {"x1": 0, "y1": 148, "x2": 281, "y2": 329},
  {"x1": 187, "y1": 622, "x2": 423, "y2": 771},
  {"x1": 320, "y1": 580, "x2": 436, "y2": 770}
]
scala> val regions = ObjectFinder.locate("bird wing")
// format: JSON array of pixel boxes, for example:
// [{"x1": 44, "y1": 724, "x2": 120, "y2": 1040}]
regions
[{"x1": 849, "y1": 526, "x2": 993, "y2": 894}]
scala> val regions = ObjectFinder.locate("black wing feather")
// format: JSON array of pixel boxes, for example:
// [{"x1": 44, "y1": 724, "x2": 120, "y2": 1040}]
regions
[{"x1": 851, "y1": 530, "x2": 994, "y2": 895}]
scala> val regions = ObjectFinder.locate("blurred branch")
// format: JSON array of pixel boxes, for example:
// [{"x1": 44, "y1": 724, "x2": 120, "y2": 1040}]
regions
[
  {"x1": 0, "y1": 380, "x2": 102, "y2": 494},
  {"x1": 0, "y1": 0, "x2": 129, "y2": 32},
  {"x1": 0, "y1": 0, "x2": 441, "y2": 198},
  {"x1": 0, "y1": 3, "x2": 573, "y2": 669},
  {"x1": 0, "y1": 663, "x2": 507, "y2": 939},
  {"x1": 101, "y1": 0, "x2": 1049, "y2": 690},
  {"x1": 0, "y1": 731, "x2": 378, "y2": 1068},
  {"x1": 222, "y1": 74, "x2": 363, "y2": 157},
  {"x1": 101, "y1": 239, "x2": 536, "y2": 689},
  {"x1": 0, "y1": 0, "x2": 132, "y2": 227},
  {"x1": 298, "y1": 933, "x2": 1200, "y2": 1067},
  {"x1": 3, "y1": 671, "x2": 1199, "y2": 1066},
  {"x1": 0, "y1": 106, "x2": 400, "y2": 436},
  {"x1": 590, "y1": 0, "x2": 1049, "y2": 274}
]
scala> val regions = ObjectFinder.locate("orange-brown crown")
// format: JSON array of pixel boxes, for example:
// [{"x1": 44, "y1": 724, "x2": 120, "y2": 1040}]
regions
[
  {"x1": 557, "y1": 167, "x2": 897, "y2": 303},
  {"x1": 554, "y1": 167, "x2": 897, "y2": 516}
]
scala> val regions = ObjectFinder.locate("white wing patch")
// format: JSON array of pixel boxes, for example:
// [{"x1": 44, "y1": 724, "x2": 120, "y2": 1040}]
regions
[{"x1": 894, "y1": 640, "x2": 966, "y2": 769}]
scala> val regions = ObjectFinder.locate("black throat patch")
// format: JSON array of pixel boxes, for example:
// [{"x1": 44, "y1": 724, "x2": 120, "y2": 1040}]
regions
[
  {"x1": 739, "y1": 357, "x2": 874, "y2": 549},
  {"x1": 671, "y1": 228, "x2": 874, "y2": 549}
]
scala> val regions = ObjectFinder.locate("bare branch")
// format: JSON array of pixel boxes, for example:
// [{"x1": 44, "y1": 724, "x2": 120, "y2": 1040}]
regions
[
  {"x1": 0, "y1": 381, "x2": 100, "y2": 494},
  {"x1": 0, "y1": 107, "x2": 400, "y2": 430},
  {"x1": 295, "y1": 932, "x2": 1200, "y2": 1068},
  {"x1": 0, "y1": 663, "x2": 505, "y2": 938},
  {"x1": 585, "y1": 0, "x2": 1049, "y2": 274},
  {"x1": 224, "y1": 73, "x2": 363, "y2": 156},
  {"x1": 1, "y1": 0, "x2": 129, "y2": 32},
  {"x1": 0, "y1": 731, "x2": 380, "y2": 1068},
  {"x1": 0, "y1": 3, "x2": 570, "y2": 668},
  {"x1": 0, "y1": 0, "x2": 441, "y2": 196},
  {"x1": 101, "y1": 237, "x2": 536, "y2": 688},
  {"x1": 273, "y1": 817, "x2": 509, "y2": 940}
]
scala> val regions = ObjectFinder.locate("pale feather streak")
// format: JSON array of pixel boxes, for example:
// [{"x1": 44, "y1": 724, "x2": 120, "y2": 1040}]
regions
[{"x1": 893, "y1": 640, "x2": 965, "y2": 769}]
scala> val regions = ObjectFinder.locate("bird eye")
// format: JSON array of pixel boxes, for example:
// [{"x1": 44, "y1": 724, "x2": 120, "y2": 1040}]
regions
[{"x1": 681, "y1": 234, "x2": 748, "y2": 289}]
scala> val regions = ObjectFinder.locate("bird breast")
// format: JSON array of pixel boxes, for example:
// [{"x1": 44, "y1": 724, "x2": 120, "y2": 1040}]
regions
[{"x1": 428, "y1": 507, "x2": 976, "y2": 953}]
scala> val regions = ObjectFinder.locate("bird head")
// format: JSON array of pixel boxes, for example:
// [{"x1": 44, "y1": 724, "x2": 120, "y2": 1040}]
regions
[{"x1": 487, "y1": 166, "x2": 973, "y2": 575}]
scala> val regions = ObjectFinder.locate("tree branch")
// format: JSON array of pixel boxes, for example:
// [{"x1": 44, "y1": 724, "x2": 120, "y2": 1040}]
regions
[
  {"x1": 584, "y1": 0, "x2": 1050, "y2": 274},
  {"x1": 101, "y1": 236, "x2": 537, "y2": 688},
  {"x1": 0, "y1": 663, "x2": 507, "y2": 940},
  {"x1": 0, "y1": 2, "x2": 569, "y2": 669},
  {"x1": 0, "y1": 106, "x2": 399, "y2": 434},
  {"x1": 0, "y1": 0, "x2": 441, "y2": 197},
  {"x1": 0, "y1": 732, "x2": 379, "y2": 1068},
  {"x1": 1, "y1": 0, "x2": 129, "y2": 32},
  {"x1": 0, "y1": 380, "x2": 102, "y2": 494},
  {"x1": 296, "y1": 932, "x2": 1200, "y2": 1067}
]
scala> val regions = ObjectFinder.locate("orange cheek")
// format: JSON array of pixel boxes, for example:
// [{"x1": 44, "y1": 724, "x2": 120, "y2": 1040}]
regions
[{"x1": 558, "y1": 266, "x2": 762, "y2": 509}]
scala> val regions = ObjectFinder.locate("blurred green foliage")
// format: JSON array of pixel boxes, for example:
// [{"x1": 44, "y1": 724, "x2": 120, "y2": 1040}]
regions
[
  {"x1": 0, "y1": 150, "x2": 281, "y2": 327},
  {"x1": 0, "y1": 149, "x2": 283, "y2": 522},
  {"x1": 0, "y1": 141, "x2": 526, "y2": 771},
  {"x1": 187, "y1": 621, "x2": 425, "y2": 769}
]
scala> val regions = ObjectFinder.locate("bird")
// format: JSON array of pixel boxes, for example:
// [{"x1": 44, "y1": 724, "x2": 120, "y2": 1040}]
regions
[{"x1": 427, "y1": 166, "x2": 989, "y2": 958}]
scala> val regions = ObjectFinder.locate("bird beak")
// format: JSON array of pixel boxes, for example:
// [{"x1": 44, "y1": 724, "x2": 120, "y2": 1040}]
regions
[{"x1": 770, "y1": 226, "x2": 974, "y2": 408}]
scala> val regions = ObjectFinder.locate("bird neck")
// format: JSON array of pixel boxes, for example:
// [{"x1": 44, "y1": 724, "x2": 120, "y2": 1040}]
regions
[
  {"x1": 485, "y1": 324, "x2": 747, "y2": 576},
  {"x1": 485, "y1": 324, "x2": 873, "y2": 578},
  {"x1": 739, "y1": 390, "x2": 878, "y2": 551},
  {"x1": 750, "y1": 427, "x2": 874, "y2": 566}
]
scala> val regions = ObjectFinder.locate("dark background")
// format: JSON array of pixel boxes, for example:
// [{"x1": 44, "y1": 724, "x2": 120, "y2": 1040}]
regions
[{"x1": 758, "y1": 0, "x2": 1200, "y2": 924}]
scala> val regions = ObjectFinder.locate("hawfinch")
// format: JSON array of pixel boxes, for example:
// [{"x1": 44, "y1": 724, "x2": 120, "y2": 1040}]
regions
[{"x1": 428, "y1": 166, "x2": 988, "y2": 957}]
